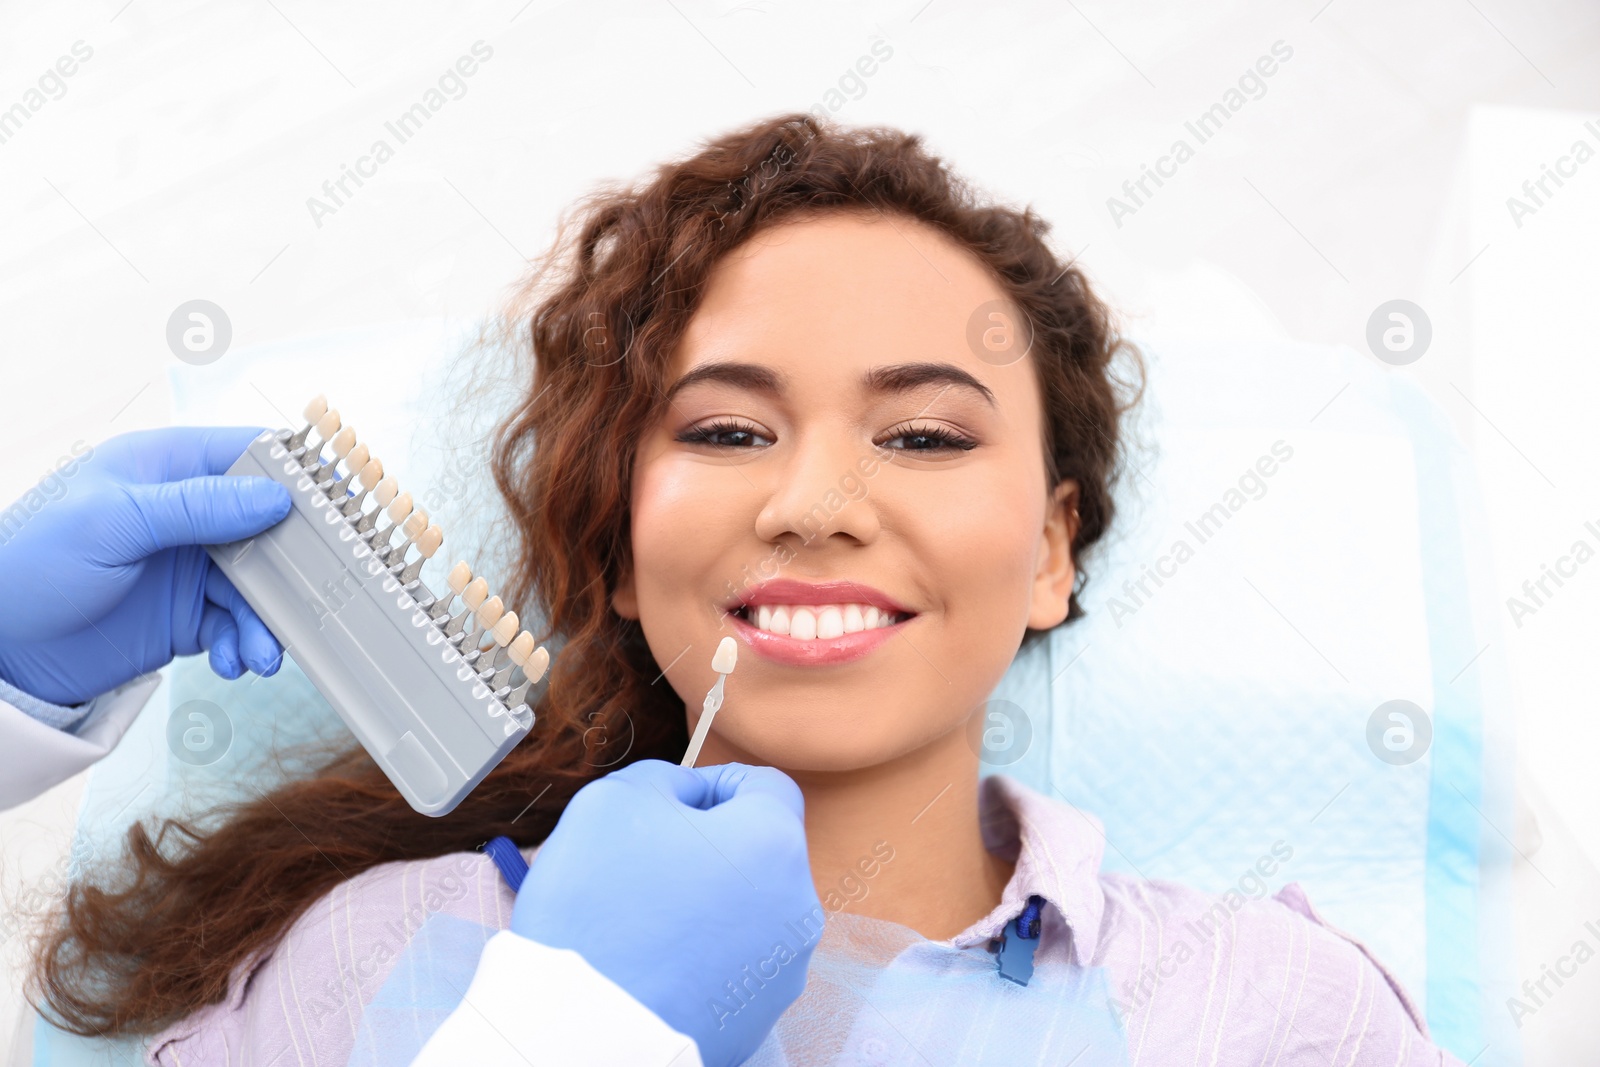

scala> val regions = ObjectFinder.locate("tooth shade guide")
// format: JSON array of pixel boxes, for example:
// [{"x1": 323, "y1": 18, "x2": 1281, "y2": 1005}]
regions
[
  {"x1": 525, "y1": 645, "x2": 550, "y2": 683},
  {"x1": 313, "y1": 410, "x2": 341, "y2": 451},
  {"x1": 501, "y1": 640, "x2": 549, "y2": 713},
  {"x1": 399, "y1": 526, "x2": 444, "y2": 579},
  {"x1": 490, "y1": 611, "x2": 519, "y2": 646},
  {"x1": 342, "y1": 457, "x2": 384, "y2": 513},
  {"x1": 355, "y1": 476, "x2": 398, "y2": 533},
  {"x1": 327, "y1": 444, "x2": 369, "y2": 497},
  {"x1": 507, "y1": 632, "x2": 536, "y2": 666},
  {"x1": 428, "y1": 560, "x2": 473, "y2": 620},
  {"x1": 681, "y1": 640, "x2": 736, "y2": 768},
  {"x1": 476, "y1": 595, "x2": 505, "y2": 629},
  {"x1": 712, "y1": 635, "x2": 737, "y2": 674},
  {"x1": 415, "y1": 526, "x2": 443, "y2": 557},
  {"x1": 206, "y1": 423, "x2": 534, "y2": 814},
  {"x1": 330, "y1": 427, "x2": 356, "y2": 459},
  {"x1": 288, "y1": 396, "x2": 328, "y2": 450},
  {"x1": 382, "y1": 508, "x2": 429, "y2": 565},
  {"x1": 342, "y1": 444, "x2": 370, "y2": 476}
]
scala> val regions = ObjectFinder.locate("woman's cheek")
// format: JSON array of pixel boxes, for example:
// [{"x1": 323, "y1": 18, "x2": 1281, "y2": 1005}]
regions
[
  {"x1": 632, "y1": 465, "x2": 715, "y2": 597},
  {"x1": 918, "y1": 499, "x2": 1043, "y2": 708}
]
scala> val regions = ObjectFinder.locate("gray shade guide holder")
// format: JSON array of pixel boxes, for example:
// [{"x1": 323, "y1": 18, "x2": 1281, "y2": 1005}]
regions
[{"x1": 205, "y1": 430, "x2": 532, "y2": 816}]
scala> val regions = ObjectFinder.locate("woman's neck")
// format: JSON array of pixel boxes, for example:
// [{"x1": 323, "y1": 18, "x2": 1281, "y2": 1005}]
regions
[{"x1": 784, "y1": 726, "x2": 1015, "y2": 942}]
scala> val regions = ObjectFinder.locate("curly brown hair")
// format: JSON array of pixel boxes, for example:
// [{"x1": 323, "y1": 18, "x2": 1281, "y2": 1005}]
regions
[{"x1": 27, "y1": 111, "x2": 1142, "y2": 1038}]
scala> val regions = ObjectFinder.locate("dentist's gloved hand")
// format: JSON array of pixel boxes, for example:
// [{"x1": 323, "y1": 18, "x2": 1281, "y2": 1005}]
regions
[
  {"x1": 511, "y1": 759, "x2": 821, "y2": 1067},
  {"x1": 0, "y1": 426, "x2": 292, "y2": 707}
]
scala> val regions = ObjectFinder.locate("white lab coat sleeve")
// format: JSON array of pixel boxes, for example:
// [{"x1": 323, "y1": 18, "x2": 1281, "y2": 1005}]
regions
[
  {"x1": 410, "y1": 930, "x2": 705, "y2": 1067},
  {"x1": 0, "y1": 672, "x2": 161, "y2": 811}
]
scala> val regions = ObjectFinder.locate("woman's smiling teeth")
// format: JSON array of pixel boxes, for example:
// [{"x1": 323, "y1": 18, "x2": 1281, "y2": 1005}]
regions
[{"x1": 744, "y1": 603, "x2": 906, "y2": 639}]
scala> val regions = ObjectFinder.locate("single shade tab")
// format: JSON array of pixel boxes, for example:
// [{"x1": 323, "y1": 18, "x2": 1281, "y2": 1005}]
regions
[{"x1": 681, "y1": 637, "x2": 739, "y2": 768}]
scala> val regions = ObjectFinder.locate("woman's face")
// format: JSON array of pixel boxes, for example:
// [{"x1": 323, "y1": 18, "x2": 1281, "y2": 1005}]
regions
[{"x1": 612, "y1": 210, "x2": 1079, "y2": 773}]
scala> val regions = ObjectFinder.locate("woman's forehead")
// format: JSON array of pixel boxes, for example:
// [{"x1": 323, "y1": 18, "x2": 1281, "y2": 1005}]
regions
[
  {"x1": 669, "y1": 213, "x2": 1028, "y2": 403},
  {"x1": 700, "y1": 211, "x2": 1005, "y2": 315}
]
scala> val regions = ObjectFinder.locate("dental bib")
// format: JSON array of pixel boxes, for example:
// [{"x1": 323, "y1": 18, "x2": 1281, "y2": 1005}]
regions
[{"x1": 743, "y1": 912, "x2": 1128, "y2": 1067}]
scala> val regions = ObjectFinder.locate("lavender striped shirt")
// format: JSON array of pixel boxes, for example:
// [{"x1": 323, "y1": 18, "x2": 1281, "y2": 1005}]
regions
[{"x1": 146, "y1": 773, "x2": 1462, "y2": 1066}]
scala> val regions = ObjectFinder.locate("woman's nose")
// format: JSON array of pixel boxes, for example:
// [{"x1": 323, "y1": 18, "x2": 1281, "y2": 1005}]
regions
[{"x1": 752, "y1": 428, "x2": 884, "y2": 548}]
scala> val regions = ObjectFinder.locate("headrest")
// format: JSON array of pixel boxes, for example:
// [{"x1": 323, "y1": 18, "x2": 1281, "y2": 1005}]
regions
[{"x1": 987, "y1": 335, "x2": 1519, "y2": 1063}]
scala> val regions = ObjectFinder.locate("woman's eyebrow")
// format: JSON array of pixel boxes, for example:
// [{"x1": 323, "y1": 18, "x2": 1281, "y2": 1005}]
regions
[
  {"x1": 867, "y1": 362, "x2": 997, "y2": 407},
  {"x1": 664, "y1": 360, "x2": 996, "y2": 408}
]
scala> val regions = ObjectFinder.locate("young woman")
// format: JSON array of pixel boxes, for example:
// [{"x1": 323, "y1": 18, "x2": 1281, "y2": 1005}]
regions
[{"x1": 27, "y1": 112, "x2": 1464, "y2": 1065}]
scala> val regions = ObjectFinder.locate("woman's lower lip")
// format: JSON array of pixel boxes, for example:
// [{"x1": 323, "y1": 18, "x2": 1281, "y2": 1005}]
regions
[{"x1": 726, "y1": 610, "x2": 908, "y2": 666}]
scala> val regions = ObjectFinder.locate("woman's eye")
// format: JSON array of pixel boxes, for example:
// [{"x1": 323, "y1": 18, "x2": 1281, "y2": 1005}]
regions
[
  {"x1": 879, "y1": 424, "x2": 978, "y2": 453},
  {"x1": 678, "y1": 419, "x2": 771, "y2": 448},
  {"x1": 678, "y1": 420, "x2": 977, "y2": 453}
]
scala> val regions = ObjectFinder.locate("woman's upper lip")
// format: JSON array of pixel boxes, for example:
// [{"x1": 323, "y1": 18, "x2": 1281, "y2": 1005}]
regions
[{"x1": 725, "y1": 578, "x2": 915, "y2": 616}]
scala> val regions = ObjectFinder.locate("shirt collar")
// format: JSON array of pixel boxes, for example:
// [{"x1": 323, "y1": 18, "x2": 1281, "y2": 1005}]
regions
[{"x1": 945, "y1": 773, "x2": 1108, "y2": 966}]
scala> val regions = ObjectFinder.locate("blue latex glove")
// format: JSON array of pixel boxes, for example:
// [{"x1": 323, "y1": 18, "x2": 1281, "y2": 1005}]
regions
[
  {"x1": 0, "y1": 426, "x2": 293, "y2": 707},
  {"x1": 511, "y1": 759, "x2": 822, "y2": 1067}
]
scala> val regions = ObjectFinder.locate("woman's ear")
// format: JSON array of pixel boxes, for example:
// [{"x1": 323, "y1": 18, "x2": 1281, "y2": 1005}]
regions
[
  {"x1": 1028, "y1": 480, "x2": 1080, "y2": 630},
  {"x1": 612, "y1": 559, "x2": 640, "y2": 620}
]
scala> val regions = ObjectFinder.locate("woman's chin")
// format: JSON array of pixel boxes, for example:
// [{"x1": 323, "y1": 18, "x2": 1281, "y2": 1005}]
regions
[
  {"x1": 699, "y1": 737, "x2": 870, "y2": 773},
  {"x1": 703, "y1": 719, "x2": 933, "y2": 776}
]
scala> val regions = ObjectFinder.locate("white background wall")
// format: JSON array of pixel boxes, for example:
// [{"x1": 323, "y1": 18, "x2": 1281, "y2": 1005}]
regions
[{"x1": 1, "y1": 0, "x2": 1597, "y2": 1061}]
